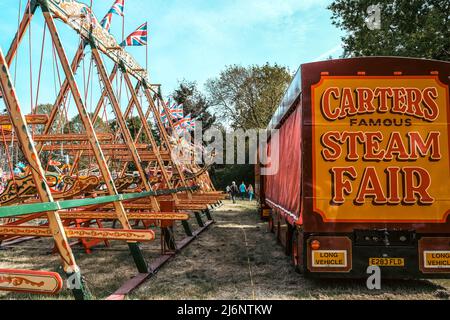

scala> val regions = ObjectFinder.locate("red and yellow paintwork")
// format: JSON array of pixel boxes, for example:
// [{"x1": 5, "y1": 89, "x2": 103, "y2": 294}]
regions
[{"x1": 311, "y1": 75, "x2": 450, "y2": 223}]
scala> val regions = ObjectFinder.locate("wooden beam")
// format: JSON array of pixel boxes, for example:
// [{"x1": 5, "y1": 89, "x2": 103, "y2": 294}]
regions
[
  {"x1": 2, "y1": 133, "x2": 114, "y2": 143},
  {"x1": 0, "y1": 45, "x2": 88, "y2": 298},
  {"x1": 0, "y1": 188, "x2": 196, "y2": 218},
  {"x1": 58, "y1": 212, "x2": 189, "y2": 221},
  {"x1": 0, "y1": 115, "x2": 49, "y2": 125},
  {"x1": 42, "y1": 143, "x2": 150, "y2": 152},
  {"x1": 5, "y1": 0, "x2": 37, "y2": 65},
  {"x1": 143, "y1": 89, "x2": 192, "y2": 199},
  {"x1": 35, "y1": 5, "x2": 149, "y2": 273},
  {"x1": 0, "y1": 226, "x2": 155, "y2": 242},
  {"x1": 122, "y1": 71, "x2": 177, "y2": 203},
  {"x1": 91, "y1": 48, "x2": 160, "y2": 212}
]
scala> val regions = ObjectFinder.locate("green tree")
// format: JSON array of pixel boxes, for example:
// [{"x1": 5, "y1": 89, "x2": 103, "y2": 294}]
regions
[
  {"x1": 329, "y1": 0, "x2": 450, "y2": 60},
  {"x1": 35, "y1": 104, "x2": 55, "y2": 134},
  {"x1": 109, "y1": 116, "x2": 160, "y2": 144},
  {"x1": 206, "y1": 63, "x2": 292, "y2": 130},
  {"x1": 171, "y1": 80, "x2": 216, "y2": 131},
  {"x1": 65, "y1": 113, "x2": 109, "y2": 134}
]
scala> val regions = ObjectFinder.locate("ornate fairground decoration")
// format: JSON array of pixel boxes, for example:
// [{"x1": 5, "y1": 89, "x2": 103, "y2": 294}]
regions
[
  {"x1": 312, "y1": 76, "x2": 450, "y2": 223},
  {"x1": 0, "y1": 269, "x2": 63, "y2": 295}
]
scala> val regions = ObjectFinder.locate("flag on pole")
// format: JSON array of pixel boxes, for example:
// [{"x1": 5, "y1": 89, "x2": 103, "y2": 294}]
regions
[
  {"x1": 160, "y1": 108, "x2": 171, "y2": 125},
  {"x1": 120, "y1": 22, "x2": 148, "y2": 47},
  {"x1": 187, "y1": 119, "x2": 196, "y2": 131},
  {"x1": 183, "y1": 114, "x2": 192, "y2": 129},
  {"x1": 174, "y1": 114, "x2": 192, "y2": 134},
  {"x1": 100, "y1": 0, "x2": 125, "y2": 32},
  {"x1": 170, "y1": 103, "x2": 184, "y2": 119},
  {"x1": 110, "y1": 0, "x2": 125, "y2": 16},
  {"x1": 160, "y1": 109, "x2": 168, "y2": 125},
  {"x1": 100, "y1": 13, "x2": 113, "y2": 32},
  {"x1": 161, "y1": 102, "x2": 177, "y2": 125}
]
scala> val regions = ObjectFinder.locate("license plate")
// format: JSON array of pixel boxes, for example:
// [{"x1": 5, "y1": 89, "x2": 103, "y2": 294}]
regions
[{"x1": 369, "y1": 258, "x2": 405, "y2": 267}]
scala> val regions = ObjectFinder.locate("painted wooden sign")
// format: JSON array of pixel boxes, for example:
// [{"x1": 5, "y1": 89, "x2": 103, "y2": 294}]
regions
[
  {"x1": 312, "y1": 75, "x2": 450, "y2": 223},
  {"x1": 0, "y1": 269, "x2": 63, "y2": 295},
  {"x1": 0, "y1": 226, "x2": 155, "y2": 241}
]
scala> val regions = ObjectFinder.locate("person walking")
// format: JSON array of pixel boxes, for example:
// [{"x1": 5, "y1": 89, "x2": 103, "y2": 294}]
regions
[
  {"x1": 226, "y1": 185, "x2": 231, "y2": 199},
  {"x1": 240, "y1": 182, "x2": 247, "y2": 201},
  {"x1": 230, "y1": 182, "x2": 239, "y2": 204},
  {"x1": 247, "y1": 184, "x2": 254, "y2": 201}
]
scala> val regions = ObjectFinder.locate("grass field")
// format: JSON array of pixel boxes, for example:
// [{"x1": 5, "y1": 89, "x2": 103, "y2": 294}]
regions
[{"x1": 1, "y1": 201, "x2": 449, "y2": 300}]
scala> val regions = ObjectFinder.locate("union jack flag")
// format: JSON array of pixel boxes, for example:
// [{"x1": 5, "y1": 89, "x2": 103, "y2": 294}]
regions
[
  {"x1": 110, "y1": 0, "x2": 125, "y2": 16},
  {"x1": 160, "y1": 108, "x2": 170, "y2": 125},
  {"x1": 170, "y1": 103, "x2": 184, "y2": 119},
  {"x1": 160, "y1": 102, "x2": 176, "y2": 125},
  {"x1": 187, "y1": 119, "x2": 196, "y2": 131},
  {"x1": 121, "y1": 22, "x2": 148, "y2": 47},
  {"x1": 174, "y1": 114, "x2": 192, "y2": 133},
  {"x1": 100, "y1": 13, "x2": 113, "y2": 32},
  {"x1": 160, "y1": 110, "x2": 168, "y2": 124},
  {"x1": 100, "y1": 0, "x2": 125, "y2": 32}
]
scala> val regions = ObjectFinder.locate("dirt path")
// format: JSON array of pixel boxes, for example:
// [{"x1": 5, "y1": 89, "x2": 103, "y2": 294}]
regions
[
  {"x1": 130, "y1": 201, "x2": 450, "y2": 300},
  {"x1": 0, "y1": 201, "x2": 449, "y2": 300}
]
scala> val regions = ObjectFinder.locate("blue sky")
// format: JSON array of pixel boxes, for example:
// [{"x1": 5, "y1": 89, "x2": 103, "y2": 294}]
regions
[{"x1": 0, "y1": 0, "x2": 343, "y2": 116}]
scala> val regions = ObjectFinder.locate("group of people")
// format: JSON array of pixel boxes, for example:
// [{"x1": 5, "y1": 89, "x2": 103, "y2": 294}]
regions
[{"x1": 226, "y1": 181, "x2": 254, "y2": 204}]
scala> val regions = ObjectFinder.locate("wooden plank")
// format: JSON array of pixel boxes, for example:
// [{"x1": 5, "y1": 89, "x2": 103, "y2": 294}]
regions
[
  {"x1": 0, "y1": 187, "x2": 197, "y2": 218},
  {"x1": 42, "y1": 143, "x2": 150, "y2": 152},
  {"x1": 101, "y1": 203, "x2": 209, "y2": 211},
  {"x1": 0, "y1": 269, "x2": 63, "y2": 295},
  {"x1": 1, "y1": 133, "x2": 114, "y2": 142},
  {"x1": 105, "y1": 272, "x2": 154, "y2": 300},
  {"x1": 175, "y1": 204, "x2": 210, "y2": 210},
  {"x1": 0, "y1": 114, "x2": 49, "y2": 125},
  {"x1": 0, "y1": 226, "x2": 155, "y2": 242},
  {"x1": 58, "y1": 212, "x2": 189, "y2": 221},
  {"x1": 68, "y1": 150, "x2": 172, "y2": 161}
]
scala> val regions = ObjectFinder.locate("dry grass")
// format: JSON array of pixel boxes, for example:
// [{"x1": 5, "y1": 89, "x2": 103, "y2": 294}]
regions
[
  {"x1": 131, "y1": 201, "x2": 450, "y2": 300},
  {"x1": 1, "y1": 201, "x2": 449, "y2": 300}
]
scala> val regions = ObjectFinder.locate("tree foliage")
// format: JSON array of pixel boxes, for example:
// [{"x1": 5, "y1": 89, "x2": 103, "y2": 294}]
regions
[
  {"x1": 206, "y1": 63, "x2": 292, "y2": 130},
  {"x1": 65, "y1": 113, "x2": 109, "y2": 134},
  {"x1": 171, "y1": 80, "x2": 216, "y2": 131},
  {"x1": 329, "y1": 0, "x2": 450, "y2": 60}
]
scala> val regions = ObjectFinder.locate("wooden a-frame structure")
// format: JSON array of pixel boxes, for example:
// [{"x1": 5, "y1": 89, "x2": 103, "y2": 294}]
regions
[{"x1": 0, "y1": 0, "x2": 224, "y2": 300}]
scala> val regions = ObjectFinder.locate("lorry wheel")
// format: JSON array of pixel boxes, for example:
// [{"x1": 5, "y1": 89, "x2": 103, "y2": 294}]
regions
[
  {"x1": 275, "y1": 221, "x2": 281, "y2": 244},
  {"x1": 291, "y1": 230, "x2": 303, "y2": 274}
]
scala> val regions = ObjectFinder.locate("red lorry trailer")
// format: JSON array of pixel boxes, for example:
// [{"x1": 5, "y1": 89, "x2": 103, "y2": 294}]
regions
[{"x1": 257, "y1": 57, "x2": 450, "y2": 279}]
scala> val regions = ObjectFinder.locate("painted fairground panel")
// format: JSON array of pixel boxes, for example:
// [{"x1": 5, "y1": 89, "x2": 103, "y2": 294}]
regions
[{"x1": 310, "y1": 73, "x2": 450, "y2": 224}]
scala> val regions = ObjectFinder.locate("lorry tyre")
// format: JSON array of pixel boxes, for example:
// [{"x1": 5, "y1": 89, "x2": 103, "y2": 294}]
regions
[
  {"x1": 268, "y1": 215, "x2": 274, "y2": 233},
  {"x1": 291, "y1": 230, "x2": 304, "y2": 274},
  {"x1": 275, "y1": 220, "x2": 281, "y2": 244}
]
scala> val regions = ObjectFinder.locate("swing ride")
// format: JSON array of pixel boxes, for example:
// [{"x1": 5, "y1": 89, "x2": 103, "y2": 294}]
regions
[{"x1": 0, "y1": 0, "x2": 223, "y2": 300}]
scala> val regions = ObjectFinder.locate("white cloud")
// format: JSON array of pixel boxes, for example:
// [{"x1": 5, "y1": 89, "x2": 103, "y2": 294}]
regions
[
  {"x1": 117, "y1": 0, "x2": 338, "y2": 91},
  {"x1": 313, "y1": 43, "x2": 343, "y2": 61}
]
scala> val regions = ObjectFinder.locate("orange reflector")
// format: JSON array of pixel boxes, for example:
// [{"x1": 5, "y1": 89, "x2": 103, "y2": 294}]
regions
[{"x1": 311, "y1": 240, "x2": 321, "y2": 250}]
